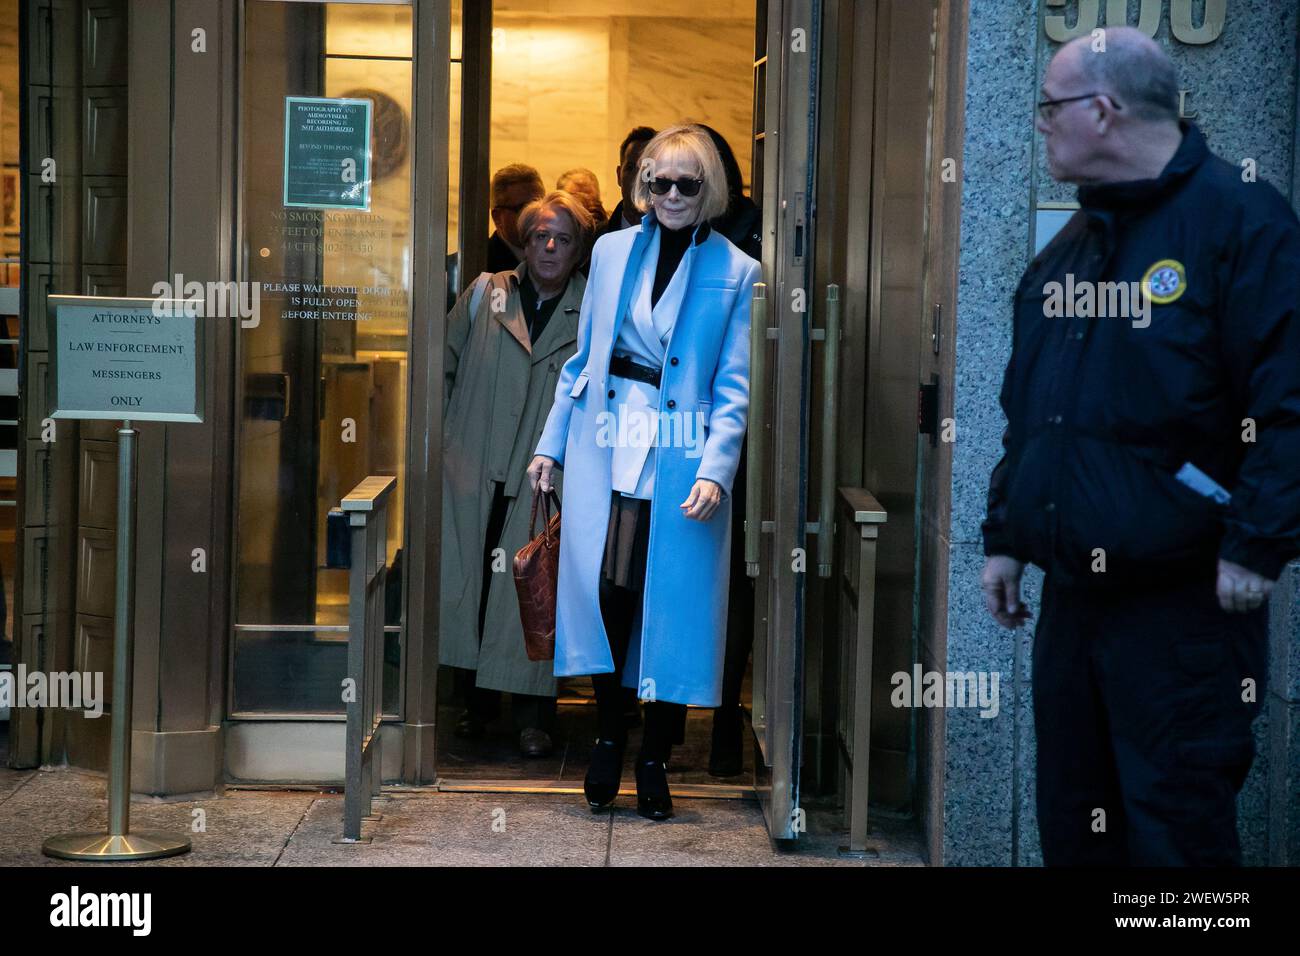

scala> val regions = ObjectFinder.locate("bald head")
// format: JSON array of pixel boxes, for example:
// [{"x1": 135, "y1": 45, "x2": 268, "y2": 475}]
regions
[
  {"x1": 1038, "y1": 26, "x2": 1186, "y2": 184},
  {"x1": 1058, "y1": 27, "x2": 1180, "y2": 124}
]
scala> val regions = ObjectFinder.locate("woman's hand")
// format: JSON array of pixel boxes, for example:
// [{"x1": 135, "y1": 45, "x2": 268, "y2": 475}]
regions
[
  {"x1": 528, "y1": 455, "x2": 557, "y2": 493},
  {"x1": 681, "y1": 479, "x2": 724, "y2": 521}
]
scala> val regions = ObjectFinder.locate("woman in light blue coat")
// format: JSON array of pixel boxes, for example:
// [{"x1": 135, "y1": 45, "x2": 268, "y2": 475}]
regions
[{"x1": 527, "y1": 124, "x2": 761, "y2": 820}]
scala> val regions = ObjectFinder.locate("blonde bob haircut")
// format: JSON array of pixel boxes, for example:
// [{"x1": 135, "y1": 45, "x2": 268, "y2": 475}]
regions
[
  {"x1": 631, "y1": 123, "x2": 730, "y2": 224},
  {"x1": 517, "y1": 189, "x2": 596, "y2": 247}
]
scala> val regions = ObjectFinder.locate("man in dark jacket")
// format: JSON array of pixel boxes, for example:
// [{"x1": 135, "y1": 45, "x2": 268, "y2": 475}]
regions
[
  {"x1": 983, "y1": 28, "x2": 1300, "y2": 866},
  {"x1": 597, "y1": 126, "x2": 656, "y2": 243},
  {"x1": 486, "y1": 164, "x2": 545, "y2": 274}
]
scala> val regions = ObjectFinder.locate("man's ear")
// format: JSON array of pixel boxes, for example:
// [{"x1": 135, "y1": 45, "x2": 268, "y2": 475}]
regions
[
  {"x1": 1089, "y1": 105, "x2": 1106, "y2": 135},
  {"x1": 1095, "y1": 97, "x2": 1118, "y2": 133},
  {"x1": 490, "y1": 207, "x2": 504, "y2": 231}
]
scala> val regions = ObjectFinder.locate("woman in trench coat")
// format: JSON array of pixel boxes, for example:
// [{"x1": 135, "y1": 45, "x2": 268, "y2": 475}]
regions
[
  {"x1": 441, "y1": 190, "x2": 593, "y2": 758},
  {"x1": 528, "y1": 125, "x2": 761, "y2": 819}
]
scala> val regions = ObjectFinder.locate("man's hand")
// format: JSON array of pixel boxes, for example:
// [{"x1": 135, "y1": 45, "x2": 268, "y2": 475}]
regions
[
  {"x1": 1216, "y1": 559, "x2": 1274, "y2": 613},
  {"x1": 982, "y1": 555, "x2": 1033, "y2": 629},
  {"x1": 681, "y1": 479, "x2": 724, "y2": 521}
]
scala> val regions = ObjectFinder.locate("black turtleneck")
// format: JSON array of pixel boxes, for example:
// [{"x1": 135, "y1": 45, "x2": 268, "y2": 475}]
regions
[
  {"x1": 652, "y1": 224, "x2": 694, "y2": 309},
  {"x1": 519, "y1": 272, "x2": 565, "y2": 344}
]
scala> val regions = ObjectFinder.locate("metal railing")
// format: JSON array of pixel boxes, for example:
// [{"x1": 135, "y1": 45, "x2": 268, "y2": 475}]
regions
[
  {"x1": 835, "y1": 486, "x2": 887, "y2": 856},
  {"x1": 339, "y1": 475, "x2": 396, "y2": 843}
]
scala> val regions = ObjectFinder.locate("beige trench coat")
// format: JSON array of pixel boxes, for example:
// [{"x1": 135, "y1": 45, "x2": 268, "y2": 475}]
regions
[{"x1": 438, "y1": 263, "x2": 586, "y2": 696}]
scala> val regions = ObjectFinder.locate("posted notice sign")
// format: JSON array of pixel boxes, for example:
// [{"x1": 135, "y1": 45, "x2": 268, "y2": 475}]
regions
[
  {"x1": 283, "y1": 96, "x2": 372, "y2": 211},
  {"x1": 48, "y1": 296, "x2": 204, "y2": 423}
]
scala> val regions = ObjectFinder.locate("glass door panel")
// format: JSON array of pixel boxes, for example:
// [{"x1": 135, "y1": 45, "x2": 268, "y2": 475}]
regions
[{"x1": 232, "y1": 0, "x2": 414, "y2": 716}]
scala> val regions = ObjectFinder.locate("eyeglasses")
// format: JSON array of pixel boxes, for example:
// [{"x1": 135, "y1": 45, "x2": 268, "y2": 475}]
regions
[
  {"x1": 647, "y1": 177, "x2": 704, "y2": 197},
  {"x1": 1036, "y1": 92, "x2": 1122, "y2": 121}
]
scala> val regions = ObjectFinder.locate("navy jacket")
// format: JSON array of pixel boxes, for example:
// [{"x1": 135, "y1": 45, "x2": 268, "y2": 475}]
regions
[{"x1": 984, "y1": 122, "x2": 1300, "y2": 584}]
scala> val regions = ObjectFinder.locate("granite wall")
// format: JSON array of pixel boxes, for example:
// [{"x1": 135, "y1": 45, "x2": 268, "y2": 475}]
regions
[{"x1": 945, "y1": 0, "x2": 1300, "y2": 866}]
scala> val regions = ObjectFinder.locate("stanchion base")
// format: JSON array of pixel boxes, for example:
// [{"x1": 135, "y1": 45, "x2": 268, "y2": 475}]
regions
[{"x1": 42, "y1": 830, "x2": 192, "y2": 862}]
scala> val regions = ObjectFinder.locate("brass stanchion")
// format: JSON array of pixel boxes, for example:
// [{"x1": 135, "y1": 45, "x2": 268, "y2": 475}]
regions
[{"x1": 43, "y1": 423, "x2": 192, "y2": 861}]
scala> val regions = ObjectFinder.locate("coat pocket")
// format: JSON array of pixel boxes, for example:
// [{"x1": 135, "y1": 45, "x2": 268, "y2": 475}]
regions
[
  {"x1": 696, "y1": 400, "x2": 713, "y2": 439},
  {"x1": 1058, "y1": 435, "x2": 1224, "y2": 578}
]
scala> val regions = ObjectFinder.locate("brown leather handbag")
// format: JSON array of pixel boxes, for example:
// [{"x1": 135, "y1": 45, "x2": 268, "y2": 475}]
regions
[{"x1": 513, "y1": 486, "x2": 562, "y2": 661}]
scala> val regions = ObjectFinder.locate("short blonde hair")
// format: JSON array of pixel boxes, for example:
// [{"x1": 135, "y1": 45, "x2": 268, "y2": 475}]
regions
[
  {"x1": 517, "y1": 189, "x2": 595, "y2": 247},
  {"x1": 631, "y1": 124, "x2": 729, "y2": 224},
  {"x1": 557, "y1": 167, "x2": 600, "y2": 194}
]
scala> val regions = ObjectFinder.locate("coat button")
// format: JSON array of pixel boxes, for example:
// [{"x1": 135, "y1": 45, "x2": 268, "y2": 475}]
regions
[
  {"x1": 666, "y1": 399, "x2": 676, "y2": 409},
  {"x1": 608, "y1": 389, "x2": 615, "y2": 398},
  {"x1": 670, "y1": 357, "x2": 679, "y2": 366},
  {"x1": 1045, "y1": 502, "x2": 1056, "y2": 512}
]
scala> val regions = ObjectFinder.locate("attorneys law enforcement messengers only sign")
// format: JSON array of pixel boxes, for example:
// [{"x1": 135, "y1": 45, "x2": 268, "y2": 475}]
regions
[
  {"x1": 48, "y1": 295, "x2": 204, "y2": 423},
  {"x1": 41, "y1": 293, "x2": 202, "y2": 862}
]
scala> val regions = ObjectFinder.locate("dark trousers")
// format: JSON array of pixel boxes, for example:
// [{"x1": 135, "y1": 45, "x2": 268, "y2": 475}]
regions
[
  {"x1": 660, "y1": 458, "x2": 754, "y2": 746},
  {"x1": 1032, "y1": 571, "x2": 1267, "y2": 866},
  {"x1": 593, "y1": 576, "x2": 685, "y2": 762},
  {"x1": 459, "y1": 481, "x2": 556, "y2": 733},
  {"x1": 719, "y1": 463, "x2": 755, "y2": 716}
]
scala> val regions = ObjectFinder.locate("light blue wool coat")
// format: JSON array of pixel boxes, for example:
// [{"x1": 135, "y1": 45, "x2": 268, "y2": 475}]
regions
[{"x1": 534, "y1": 210, "x2": 761, "y2": 706}]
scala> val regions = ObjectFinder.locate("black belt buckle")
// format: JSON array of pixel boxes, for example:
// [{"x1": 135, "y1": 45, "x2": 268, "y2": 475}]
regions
[{"x1": 609, "y1": 352, "x2": 661, "y2": 389}]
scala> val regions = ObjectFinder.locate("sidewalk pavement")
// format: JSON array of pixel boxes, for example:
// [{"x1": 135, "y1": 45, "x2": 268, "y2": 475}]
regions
[{"x1": 0, "y1": 765, "x2": 925, "y2": 867}]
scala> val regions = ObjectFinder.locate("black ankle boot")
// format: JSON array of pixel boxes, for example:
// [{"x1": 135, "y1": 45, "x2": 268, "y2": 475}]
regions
[
  {"x1": 634, "y1": 757, "x2": 673, "y2": 820},
  {"x1": 584, "y1": 737, "x2": 625, "y2": 810}
]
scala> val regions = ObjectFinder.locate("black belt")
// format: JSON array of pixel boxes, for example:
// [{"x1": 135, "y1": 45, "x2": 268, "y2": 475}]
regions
[{"x1": 609, "y1": 353, "x2": 661, "y2": 388}]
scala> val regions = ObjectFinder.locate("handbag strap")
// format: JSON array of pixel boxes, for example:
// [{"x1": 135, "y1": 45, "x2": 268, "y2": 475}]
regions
[{"x1": 528, "y1": 487, "x2": 562, "y2": 542}]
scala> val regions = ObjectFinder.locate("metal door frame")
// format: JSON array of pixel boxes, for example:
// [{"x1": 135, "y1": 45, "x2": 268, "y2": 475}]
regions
[{"x1": 750, "y1": 0, "x2": 821, "y2": 841}]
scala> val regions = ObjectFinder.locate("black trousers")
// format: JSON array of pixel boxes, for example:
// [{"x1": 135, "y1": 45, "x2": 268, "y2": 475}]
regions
[
  {"x1": 1032, "y1": 571, "x2": 1267, "y2": 866},
  {"x1": 459, "y1": 481, "x2": 556, "y2": 733},
  {"x1": 719, "y1": 448, "x2": 754, "y2": 715},
  {"x1": 592, "y1": 576, "x2": 685, "y2": 762}
]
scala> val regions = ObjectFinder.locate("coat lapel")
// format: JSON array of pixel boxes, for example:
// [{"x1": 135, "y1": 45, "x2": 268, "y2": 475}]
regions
[
  {"x1": 657, "y1": 231, "x2": 713, "y2": 375},
  {"x1": 651, "y1": 239, "x2": 695, "y2": 346},
  {"x1": 628, "y1": 231, "x2": 662, "y2": 358},
  {"x1": 607, "y1": 215, "x2": 656, "y2": 354},
  {"x1": 493, "y1": 266, "x2": 532, "y2": 354}
]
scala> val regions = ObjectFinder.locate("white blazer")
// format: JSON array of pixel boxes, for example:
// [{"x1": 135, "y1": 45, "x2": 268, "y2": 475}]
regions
[{"x1": 608, "y1": 225, "x2": 691, "y2": 499}]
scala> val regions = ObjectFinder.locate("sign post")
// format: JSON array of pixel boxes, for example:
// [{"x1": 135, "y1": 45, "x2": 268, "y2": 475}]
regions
[{"x1": 41, "y1": 295, "x2": 202, "y2": 861}]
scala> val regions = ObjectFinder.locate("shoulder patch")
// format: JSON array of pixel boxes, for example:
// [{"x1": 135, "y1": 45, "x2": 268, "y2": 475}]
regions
[{"x1": 1141, "y1": 259, "x2": 1187, "y2": 305}]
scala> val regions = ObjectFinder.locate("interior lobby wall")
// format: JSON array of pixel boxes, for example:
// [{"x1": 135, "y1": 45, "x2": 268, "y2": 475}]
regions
[{"x1": 489, "y1": 3, "x2": 755, "y2": 228}]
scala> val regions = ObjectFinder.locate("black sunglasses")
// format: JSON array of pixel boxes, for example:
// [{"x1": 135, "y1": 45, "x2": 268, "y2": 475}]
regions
[
  {"x1": 648, "y1": 177, "x2": 704, "y2": 197},
  {"x1": 1036, "y1": 91, "x2": 1123, "y2": 121}
]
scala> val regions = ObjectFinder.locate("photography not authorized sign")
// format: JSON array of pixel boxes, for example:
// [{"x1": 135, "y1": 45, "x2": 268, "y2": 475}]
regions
[
  {"x1": 283, "y1": 96, "x2": 373, "y2": 210},
  {"x1": 48, "y1": 296, "x2": 204, "y2": 423}
]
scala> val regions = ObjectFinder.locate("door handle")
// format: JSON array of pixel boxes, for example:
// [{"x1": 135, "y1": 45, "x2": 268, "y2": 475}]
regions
[
  {"x1": 745, "y1": 282, "x2": 767, "y2": 578},
  {"x1": 817, "y1": 284, "x2": 840, "y2": 577}
]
